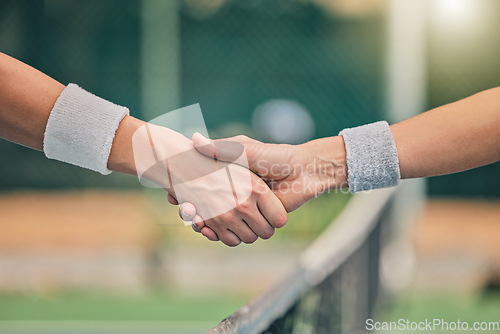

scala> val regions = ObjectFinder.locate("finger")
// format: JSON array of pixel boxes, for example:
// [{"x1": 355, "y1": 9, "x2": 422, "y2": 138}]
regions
[
  {"x1": 192, "y1": 222, "x2": 201, "y2": 233},
  {"x1": 193, "y1": 133, "x2": 267, "y2": 176},
  {"x1": 192, "y1": 132, "x2": 242, "y2": 161},
  {"x1": 256, "y1": 184, "x2": 288, "y2": 228},
  {"x1": 205, "y1": 213, "x2": 255, "y2": 245},
  {"x1": 217, "y1": 229, "x2": 242, "y2": 247},
  {"x1": 241, "y1": 207, "x2": 275, "y2": 240},
  {"x1": 179, "y1": 202, "x2": 197, "y2": 221},
  {"x1": 167, "y1": 193, "x2": 178, "y2": 205},
  {"x1": 191, "y1": 215, "x2": 205, "y2": 233},
  {"x1": 193, "y1": 132, "x2": 255, "y2": 161},
  {"x1": 201, "y1": 226, "x2": 219, "y2": 241},
  {"x1": 204, "y1": 217, "x2": 241, "y2": 246},
  {"x1": 227, "y1": 221, "x2": 259, "y2": 244}
]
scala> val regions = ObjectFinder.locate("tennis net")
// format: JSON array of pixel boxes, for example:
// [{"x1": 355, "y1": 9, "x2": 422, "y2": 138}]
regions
[{"x1": 207, "y1": 187, "x2": 396, "y2": 334}]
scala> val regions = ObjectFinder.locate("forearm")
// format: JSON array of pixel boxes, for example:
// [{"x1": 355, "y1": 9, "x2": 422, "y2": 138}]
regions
[
  {"x1": 0, "y1": 52, "x2": 64, "y2": 150},
  {"x1": 307, "y1": 88, "x2": 500, "y2": 192},
  {"x1": 391, "y1": 87, "x2": 500, "y2": 179},
  {"x1": 0, "y1": 52, "x2": 189, "y2": 186}
]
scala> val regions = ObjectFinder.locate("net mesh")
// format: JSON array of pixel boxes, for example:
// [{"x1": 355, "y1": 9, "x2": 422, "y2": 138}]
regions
[{"x1": 208, "y1": 188, "x2": 394, "y2": 334}]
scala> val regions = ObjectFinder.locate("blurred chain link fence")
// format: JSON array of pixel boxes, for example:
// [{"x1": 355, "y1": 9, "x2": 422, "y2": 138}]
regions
[{"x1": 0, "y1": 0, "x2": 498, "y2": 196}]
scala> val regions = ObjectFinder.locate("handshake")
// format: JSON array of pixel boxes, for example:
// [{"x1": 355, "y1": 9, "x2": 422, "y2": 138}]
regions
[
  {"x1": 132, "y1": 124, "x2": 349, "y2": 247},
  {"x1": 2, "y1": 56, "x2": 493, "y2": 245}
]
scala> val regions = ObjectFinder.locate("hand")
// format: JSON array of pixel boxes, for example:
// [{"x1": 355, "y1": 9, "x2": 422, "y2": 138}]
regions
[
  {"x1": 176, "y1": 133, "x2": 348, "y2": 240},
  {"x1": 131, "y1": 124, "x2": 287, "y2": 247}
]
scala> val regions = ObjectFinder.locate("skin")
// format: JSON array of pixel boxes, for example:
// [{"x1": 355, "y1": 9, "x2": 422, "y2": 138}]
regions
[
  {"x1": 0, "y1": 52, "x2": 288, "y2": 247},
  {"x1": 2, "y1": 52, "x2": 499, "y2": 245},
  {"x1": 180, "y1": 88, "x2": 500, "y2": 241}
]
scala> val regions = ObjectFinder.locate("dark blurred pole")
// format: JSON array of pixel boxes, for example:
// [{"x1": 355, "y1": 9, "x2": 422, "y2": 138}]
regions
[
  {"x1": 140, "y1": 0, "x2": 181, "y2": 287},
  {"x1": 141, "y1": 0, "x2": 180, "y2": 119},
  {"x1": 381, "y1": 0, "x2": 427, "y2": 294}
]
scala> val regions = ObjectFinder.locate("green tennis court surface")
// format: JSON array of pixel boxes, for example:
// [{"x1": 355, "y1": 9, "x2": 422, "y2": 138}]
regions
[
  {"x1": 377, "y1": 291, "x2": 500, "y2": 326},
  {"x1": 0, "y1": 291, "x2": 246, "y2": 333},
  {"x1": 0, "y1": 321, "x2": 209, "y2": 334}
]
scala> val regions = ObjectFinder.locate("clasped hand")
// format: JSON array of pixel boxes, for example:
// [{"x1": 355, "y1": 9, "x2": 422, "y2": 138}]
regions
[{"x1": 165, "y1": 132, "x2": 348, "y2": 246}]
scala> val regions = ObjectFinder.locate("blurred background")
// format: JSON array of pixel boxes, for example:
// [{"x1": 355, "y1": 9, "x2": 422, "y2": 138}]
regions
[{"x1": 0, "y1": 0, "x2": 499, "y2": 333}]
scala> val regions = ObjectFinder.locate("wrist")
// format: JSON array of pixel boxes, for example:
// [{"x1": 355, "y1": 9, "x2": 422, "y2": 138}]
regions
[
  {"x1": 108, "y1": 115, "x2": 145, "y2": 176},
  {"x1": 339, "y1": 121, "x2": 400, "y2": 193},
  {"x1": 108, "y1": 116, "x2": 192, "y2": 193},
  {"x1": 300, "y1": 135, "x2": 348, "y2": 195}
]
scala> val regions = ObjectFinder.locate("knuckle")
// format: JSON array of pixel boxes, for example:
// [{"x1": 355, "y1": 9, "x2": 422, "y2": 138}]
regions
[
  {"x1": 252, "y1": 179, "x2": 268, "y2": 195},
  {"x1": 204, "y1": 219, "x2": 214, "y2": 228},
  {"x1": 234, "y1": 135, "x2": 248, "y2": 142},
  {"x1": 211, "y1": 213, "x2": 234, "y2": 227},
  {"x1": 251, "y1": 183, "x2": 264, "y2": 197},
  {"x1": 204, "y1": 219, "x2": 221, "y2": 232},
  {"x1": 250, "y1": 177, "x2": 261, "y2": 188},
  {"x1": 236, "y1": 201, "x2": 251, "y2": 214}
]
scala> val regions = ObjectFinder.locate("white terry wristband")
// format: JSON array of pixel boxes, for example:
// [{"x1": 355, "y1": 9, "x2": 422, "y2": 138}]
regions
[
  {"x1": 339, "y1": 121, "x2": 401, "y2": 193},
  {"x1": 43, "y1": 84, "x2": 129, "y2": 175}
]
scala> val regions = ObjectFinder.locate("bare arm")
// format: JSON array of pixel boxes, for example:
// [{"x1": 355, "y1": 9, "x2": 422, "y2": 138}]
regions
[
  {"x1": 390, "y1": 88, "x2": 500, "y2": 179},
  {"x1": 0, "y1": 52, "x2": 143, "y2": 175},
  {"x1": 183, "y1": 88, "x2": 500, "y2": 241},
  {"x1": 302, "y1": 87, "x2": 500, "y2": 184},
  {"x1": 0, "y1": 53, "x2": 287, "y2": 246},
  {"x1": 189, "y1": 88, "x2": 500, "y2": 214},
  {"x1": 0, "y1": 52, "x2": 64, "y2": 150}
]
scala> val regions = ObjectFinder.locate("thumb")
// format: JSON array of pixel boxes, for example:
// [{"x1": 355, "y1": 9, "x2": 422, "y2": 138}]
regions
[
  {"x1": 193, "y1": 133, "x2": 293, "y2": 182},
  {"x1": 192, "y1": 133, "x2": 256, "y2": 167}
]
